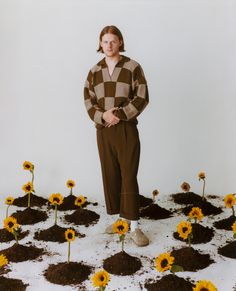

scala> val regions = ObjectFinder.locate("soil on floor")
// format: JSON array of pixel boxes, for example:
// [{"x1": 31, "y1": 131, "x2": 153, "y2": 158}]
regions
[
  {"x1": 0, "y1": 228, "x2": 29, "y2": 243},
  {"x1": 140, "y1": 203, "x2": 173, "y2": 219},
  {"x1": 11, "y1": 208, "x2": 48, "y2": 225},
  {"x1": 214, "y1": 215, "x2": 236, "y2": 230},
  {"x1": 171, "y1": 192, "x2": 203, "y2": 205},
  {"x1": 44, "y1": 261, "x2": 92, "y2": 285},
  {"x1": 145, "y1": 274, "x2": 194, "y2": 291},
  {"x1": 13, "y1": 193, "x2": 47, "y2": 207},
  {"x1": 0, "y1": 276, "x2": 28, "y2": 291},
  {"x1": 0, "y1": 243, "x2": 44, "y2": 262},
  {"x1": 181, "y1": 199, "x2": 222, "y2": 216},
  {"x1": 139, "y1": 194, "x2": 153, "y2": 208},
  {"x1": 64, "y1": 208, "x2": 100, "y2": 226},
  {"x1": 218, "y1": 241, "x2": 236, "y2": 259},
  {"x1": 34, "y1": 224, "x2": 85, "y2": 243},
  {"x1": 103, "y1": 251, "x2": 142, "y2": 275},
  {"x1": 170, "y1": 247, "x2": 214, "y2": 271},
  {"x1": 173, "y1": 223, "x2": 214, "y2": 244}
]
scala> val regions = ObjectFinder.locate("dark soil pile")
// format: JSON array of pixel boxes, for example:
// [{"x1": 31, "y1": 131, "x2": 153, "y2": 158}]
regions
[
  {"x1": 44, "y1": 262, "x2": 92, "y2": 285},
  {"x1": 171, "y1": 192, "x2": 202, "y2": 205},
  {"x1": 103, "y1": 251, "x2": 142, "y2": 275},
  {"x1": 34, "y1": 224, "x2": 85, "y2": 243},
  {"x1": 218, "y1": 241, "x2": 236, "y2": 259},
  {"x1": 11, "y1": 208, "x2": 48, "y2": 225},
  {"x1": 139, "y1": 194, "x2": 153, "y2": 208},
  {"x1": 173, "y1": 223, "x2": 214, "y2": 244},
  {"x1": 145, "y1": 274, "x2": 194, "y2": 291},
  {"x1": 181, "y1": 200, "x2": 222, "y2": 216},
  {"x1": 214, "y1": 215, "x2": 236, "y2": 230},
  {"x1": 0, "y1": 243, "x2": 44, "y2": 262},
  {"x1": 0, "y1": 276, "x2": 28, "y2": 291},
  {"x1": 64, "y1": 208, "x2": 100, "y2": 226},
  {"x1": 140, "y1": 203, "x2": 172, "y2": 219},
  {"x1": 171, "y1": 247, "x2": 214, "y2": 271},
  {"x1": 0, "y1": 228, "x2": 29, "y2": 243},
  {"x1": 13, "y1": 193, "x2": 47, "y2": 207}
]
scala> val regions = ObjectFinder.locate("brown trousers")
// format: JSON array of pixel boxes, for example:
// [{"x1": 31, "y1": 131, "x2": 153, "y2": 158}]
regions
[{"x1": 96, "y1": 121, "x2": 140, "y2": 220}]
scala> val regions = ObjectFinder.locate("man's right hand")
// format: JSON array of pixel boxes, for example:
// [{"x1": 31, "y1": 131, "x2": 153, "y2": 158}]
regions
[{"x1": 102, "y1": 107, "x2": 120, "y2": 127}]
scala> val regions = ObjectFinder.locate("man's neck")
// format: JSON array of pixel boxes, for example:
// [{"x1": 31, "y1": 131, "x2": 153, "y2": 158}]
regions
[{"x1": 105, "y1": 54, "x2": 121, "y2": 64}]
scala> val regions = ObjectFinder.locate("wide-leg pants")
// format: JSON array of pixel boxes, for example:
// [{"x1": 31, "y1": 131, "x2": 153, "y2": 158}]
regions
[{"x1": 96, "y1": 121, "x2": 140, "y2": 220}]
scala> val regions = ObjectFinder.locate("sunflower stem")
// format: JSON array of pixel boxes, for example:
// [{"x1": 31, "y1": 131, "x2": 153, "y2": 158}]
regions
[
  {"x1": 188, "y1": 235, "x2": 191, "y2": 248},
  {"x1": 31, "y1": 170, "x2": 34, "y2": 186},
  {"x1": 232, "y1": 206, "x2": 235, "y2": 217},
  {"x1": 202, "y1": 179, "x2": 206, "y2": 200},
  {"x1": 13, "y1": 230, "x2": 18, "y2": 244},
  {"x1": 55, "y1": 205, "x2": 58, "y2": 225},
  {"x1": 6, "y1": 206, "x2": 10, "y2": 218},
  {"x1": 68, "y1": 241, "x2": 70, "y2": 263},
  {"x1": 121, "y1": 236, "x2": 125, "y2": 252},
  {"x1": 27, "y1": 192, "x2": 31, "y2": 208},
  {"x1": 70, "y1": 188, "x2": 72, "y2": 195}
]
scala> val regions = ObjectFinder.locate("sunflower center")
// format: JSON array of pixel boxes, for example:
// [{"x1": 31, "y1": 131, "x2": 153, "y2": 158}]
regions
[
  {"x1": 118, "y1": 225, "x2": 124, "y2": 231},
  {"x1": 26, "y1": 185, "x2": 31, "y2": 191},
  {"x1": 53, "y1": 198, "x2": 59, "y2": 203},
  {"x1": 200, "y1": 288, "x2": 208, "y2": 291},
  {"x1": 68, "y1": 233, "x2": 73, "y2": 239},
  {"x1": 182, "y1": 227, "x2": 188, "y2": 233},
  {"x1": 78, "y1": 199, "x2": 82, "y2": 203},
  {"x1": 8, "y1": 222, "x2": 14, "y2": 228},
  {"x1": 228, "y1": 199, "x2": 232, "y2": 204},
  {"x1": 100, "y1": 275, "x2": 104, "y2": 282},
  {"x1": 160, "y1": 258, "x2": 168, "y2": 268}
]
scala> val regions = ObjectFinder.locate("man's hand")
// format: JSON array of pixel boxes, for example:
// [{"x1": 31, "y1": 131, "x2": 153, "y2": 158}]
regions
[{"x1": 102, "y1": 107, "x2": 120, "y2": 127}]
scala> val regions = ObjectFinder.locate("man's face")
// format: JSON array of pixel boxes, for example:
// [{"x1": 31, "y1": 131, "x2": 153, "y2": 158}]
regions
[{"x1": 100, "y1": 33, "x2": 122, "y2": 57}]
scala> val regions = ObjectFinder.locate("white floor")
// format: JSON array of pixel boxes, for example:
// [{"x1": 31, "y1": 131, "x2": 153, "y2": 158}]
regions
[{"x1": 0, "y1": 193, "x2": 236, "y2": 291}]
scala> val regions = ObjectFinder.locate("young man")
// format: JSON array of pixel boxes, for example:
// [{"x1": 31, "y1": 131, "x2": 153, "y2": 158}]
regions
[{"x1": 84, "y1": 25, "x2": 149, "y2": 246}]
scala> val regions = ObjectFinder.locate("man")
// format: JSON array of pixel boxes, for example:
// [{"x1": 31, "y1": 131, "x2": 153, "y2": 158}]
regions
[{"x1": 84, "y1": 25, "x2": 149, "y2": 246}]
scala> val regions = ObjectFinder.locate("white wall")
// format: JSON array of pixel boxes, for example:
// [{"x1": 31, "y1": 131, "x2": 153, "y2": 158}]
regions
[{"x1": 0, "y1": 0, "x2": 235, "y2": 200}]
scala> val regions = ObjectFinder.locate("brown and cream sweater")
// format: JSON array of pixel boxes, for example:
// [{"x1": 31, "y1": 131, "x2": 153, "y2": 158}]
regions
[{"x1": 84, "y1": 55, "x2": 149, "y2": 129}]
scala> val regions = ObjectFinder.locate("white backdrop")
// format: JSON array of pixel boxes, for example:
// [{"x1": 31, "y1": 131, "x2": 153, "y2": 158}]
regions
[{"x1": 0, "y1": 0, "x2": 235, "y2": 201}]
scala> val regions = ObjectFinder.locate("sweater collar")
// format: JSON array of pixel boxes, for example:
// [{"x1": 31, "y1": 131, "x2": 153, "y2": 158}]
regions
[{"x1": 98, "y1": 55, "x2": 130, "y2": 68}]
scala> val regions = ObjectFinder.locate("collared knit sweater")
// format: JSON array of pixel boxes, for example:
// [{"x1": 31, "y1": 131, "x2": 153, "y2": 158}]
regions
[{"x1": 84, "y1": 55, "x2": 149, "y2": 129}]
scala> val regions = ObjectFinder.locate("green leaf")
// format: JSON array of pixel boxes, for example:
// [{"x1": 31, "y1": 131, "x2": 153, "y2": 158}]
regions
[
  {"x1": 233, "y1": 233, "x2": 236, "y2": 239},
  {"x1": 171, "y1": 264, "x2": 184, "y2": 273}
]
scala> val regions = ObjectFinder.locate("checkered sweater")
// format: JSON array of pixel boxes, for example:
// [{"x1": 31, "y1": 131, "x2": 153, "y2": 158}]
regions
[{"x1": 84, "y1": 55, "x2": 149, "y2": 128}]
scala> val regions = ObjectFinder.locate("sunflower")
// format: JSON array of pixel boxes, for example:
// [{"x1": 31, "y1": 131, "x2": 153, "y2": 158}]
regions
[
  {"x1": 152, "y1": 189, "x2": 159, "y2": 196},
  {"x1": 193, "y1": 280, "x2": 217, "y2": 291},
  {"x1": 23, "y1": 161, "x2": 34, "y2": 171},
  {"x1": 155, "y1": 252, "x2": 175, "y2": 272},
  {"x1": 198, "y1": 171, "x2": 206, "y2": 180},
  {"x1": 224, "y1": 194, "x2": 236, "y2": 208},
  {"x1": 22, "y1": 181, "x2": 34, "y2": 193},
  {"x1": 5, "y1": 196, "x2": 14, "y2": 205},
  {"x1": 177, "y1": 221, "x2": 192, "y2": 240},
  {"x1": 181, "y1": 182, "x2": 190, "y2": 192},
  {"x1": 91, "y1": 269, "x2": 110, "y2": 288},
  {"x1": 188, "y1": 207, "x2": 204, "y2": 222},
  {"x1": 112, "y1": 219, "x2": 129, "y2": 235},
  {"x1": 4, "y1": 216, "x2": 19, "y2": 233},
  {"x1": 49, "y1": 193, "x2": 64, "y2": 205},
  {"x1": 65, "y1": 229, "x2": 75, "y2": 242},
  {"x1": 0, "y1": 254, "x2": 8, "y2": 268},
  {"x1": 75, "y1": 195, "x2": 86, "y2": 207},
  {"x1": 232, "y1": 221, "x2": 236, "y2": 234},
  {"x1": 66, "y1": 179, "x2": 75, "y2": 188}
]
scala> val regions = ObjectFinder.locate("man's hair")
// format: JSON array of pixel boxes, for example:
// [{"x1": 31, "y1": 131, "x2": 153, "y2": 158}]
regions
[{"x1": 97, "y1": 25, "x2": 125, "y2": 53}]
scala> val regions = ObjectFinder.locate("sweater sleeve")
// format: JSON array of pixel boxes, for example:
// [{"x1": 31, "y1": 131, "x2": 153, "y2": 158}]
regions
[
  {"x1": 84, "y1": 70, "x2": 105, "y2": 126},
  {"x1": 115, "y1": 64, "x2": 149, "y2": 121}
]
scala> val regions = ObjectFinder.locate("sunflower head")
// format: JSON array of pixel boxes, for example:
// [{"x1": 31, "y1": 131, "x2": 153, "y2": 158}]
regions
[
  {"x1": 198, "y1": 171, "x2": 206, "y2": 180},
  {"x1": 5, "y1": 196, "x2": 14, "y2": 205},
  {"x1": 49, "y1": 193, "x2": 64, "y2": 205},
  {"x1": 181, "y1": 182, "x2": 191, "y2": 192},
  {"x1": 91, "y1": 269, "x2": 110, "y2": 288},
  {"x1": 0, "y1": 254, "x2": 8, "y2": 268},
  {"x1": 152, "y1": 189, "x2": 159, "y2": 196},
  {"x1": 22, "y1": 182, "x2": 34, "y2": 193},
  {"x1": 112, "y1": 219, "x2": 129, "y2": 236},
  {"x1": 193, "y1": 280, "x2": 217, "y2": 291},
  {"x1": 65, "y1": 229, "x2": 76, "y2": 242},
  {"x1": 188, "y1": 207, "x2": 204, "y2": 222},
  {"x1": 177, "y1": 221, "x2": 192, "y2": 240},
  {"x1": 23, "y1": 161, "x2": 34, "y2": 171},
  {"x1": 74, "y1": 195, "x2": 86, "y2": 207},
  {"x1": 4, "y1": 216, "x2": 19, "y2": 233},
  {"x1": 66, "y1": 180, "x2": 75, "y2": 188},
  {"x1": 232, "y1": 221, "x2": 236, "y2": 235},
  {"x1": 224, "y1": 194, "x2": 236, "y2": 208},
  {"x1": 155, "y1": 252, "x2": 175, "y2": 272}
]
